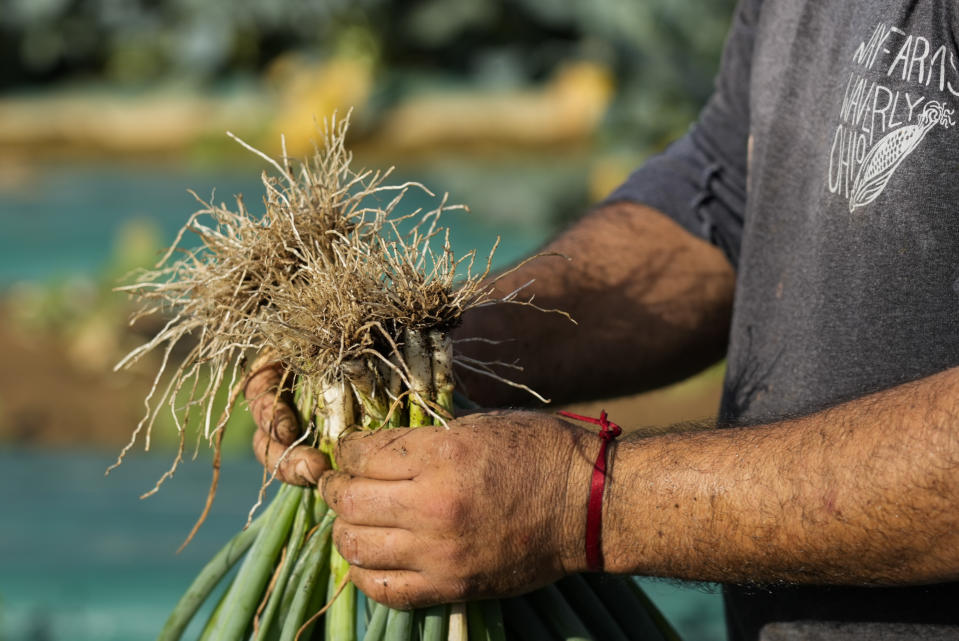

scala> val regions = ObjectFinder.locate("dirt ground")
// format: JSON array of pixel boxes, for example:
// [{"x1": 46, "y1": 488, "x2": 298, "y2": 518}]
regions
[
  {"x1": 0, "y1": 309, "x2": 724, "y2": 449},
  {"x1": 0, "y1": 313, "x2": 151, "y2": 446}
]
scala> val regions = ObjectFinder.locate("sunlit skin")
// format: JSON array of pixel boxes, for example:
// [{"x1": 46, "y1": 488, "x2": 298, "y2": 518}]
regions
[{"x1": 249, "y1": 202, "x2": 959, "y2": 609}]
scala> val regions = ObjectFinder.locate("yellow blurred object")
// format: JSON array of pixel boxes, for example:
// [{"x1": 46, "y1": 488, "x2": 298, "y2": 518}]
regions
[
  {"x1": 0, "y1": 91, "x2": 270, "y2": 156},
  {"x1": 549, "y1": 61, "x2": 616, "y2": 139},
  {"x1": 266, "y1": 54, "x2": 374, "y2": 156},
  {"x1": 67, "y1": 312, "x2": 121, "y2": 374},
  {"x1": 374, "y1": 60, "x2": 615, "y2": 153},
  {"x1": 588, "y1": 155, "x2": 640, "y2": 203}
]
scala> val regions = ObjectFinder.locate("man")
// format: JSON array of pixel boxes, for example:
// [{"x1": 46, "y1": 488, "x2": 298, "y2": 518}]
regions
[{"x1": 247, "y1": 1, "x2": 959, "y2": 639}]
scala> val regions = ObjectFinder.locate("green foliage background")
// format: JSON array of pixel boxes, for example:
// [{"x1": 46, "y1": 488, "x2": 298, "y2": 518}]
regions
[{"x1": 3, "y1": 0, "x2": 737, "y2": 153}]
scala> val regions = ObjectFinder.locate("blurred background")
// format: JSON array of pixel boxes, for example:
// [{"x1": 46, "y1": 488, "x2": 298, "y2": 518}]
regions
[{"x1": 0, "y1": 0, "x2": 735, "y2": 639}]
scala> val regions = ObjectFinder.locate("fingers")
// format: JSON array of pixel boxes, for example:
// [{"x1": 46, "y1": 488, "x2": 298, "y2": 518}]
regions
[
  {"x1": 333, "y1": 522, "x2": 420, "y2": 570},
  {"x1": 245, "y1": 362, "x2": 300, "y2": 445},
  {"x1": 252, "y1": 428, "x2": 329, "y2": 486},
  {"x1": 349, "y1": 567, "x2": 459, "y2": 610},
  {"x1": 321, "y1": 472, "x2": 416, "y2": 527},
  {"x1": 334, "y1": 428, "x2": 432, "y2": 480},
  {"x1": 246, "y1": 361, "x2": 329, "y2": 486}
]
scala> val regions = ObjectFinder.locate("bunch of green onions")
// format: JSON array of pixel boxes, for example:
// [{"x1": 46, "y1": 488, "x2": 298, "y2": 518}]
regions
[{"x1": 115, "y1": 116, "x2": 683, "y2": 641}]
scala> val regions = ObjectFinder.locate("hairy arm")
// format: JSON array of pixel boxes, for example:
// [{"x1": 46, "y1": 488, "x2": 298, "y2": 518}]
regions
[
  {"x1": 455, "y1": 200, "x2": 735, "y2": 406},
  {"x1": 321, "y1": 366, "x2": 959, "y2": 609},
  {"x1": 600, "y1": 365, "x2": 959, "y2": 585}
]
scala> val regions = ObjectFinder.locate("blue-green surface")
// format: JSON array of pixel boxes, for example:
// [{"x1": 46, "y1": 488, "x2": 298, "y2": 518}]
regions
[
  {"x1": 0, "y1": 161, "x2": 548, "y2": 288},
  {"x1": 0, "y1": 449, "x2": 273, "y2": 641}
]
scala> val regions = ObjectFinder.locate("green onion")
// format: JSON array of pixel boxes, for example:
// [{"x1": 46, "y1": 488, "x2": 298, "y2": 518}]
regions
[
  {"x1": 211, "y1": 485, "x2": 300, "y2": 640},
  {"x1": 528, "y1": 583, "x2": 594, "y2": 641},
  {"x1": 466, "y1": 602, "x2": 488, "y2": 641},
  {"x1": 421, "y1": 604, "x2": 448, "y2": 641},
  {"x1": 478, "y1": 600, "x2": 507, "y2": 641},
  {"x1": 581, "y1": 575, "x2": 676, "y2": 641},
  {"x1": 324, "y1": 546, "x2": 355, "y2": 641},
  {"x1": 254, "y1": 487, "x2": 315, "y2": 640},
  {"x1": 157, "y1": 505, "x2": 268, "y2": 641},
  {"x1": 277, "y1": 512, "x2": 335, "y2": 641},
  {"x1": 553, "y1": 574, "x2": 630, "y2": 641},
  {"x1": 197, "y1": 577, "x2": 234, "y2": 641},
  {"x1": 383, "y1": 608, "x2": 413, "y2": 641},
  {"x1": 360, "y1": 603, "x2": 389, "y2": 641},
  {"x1": 404, "y1": 329, "x2": 432, "y2": 428}
]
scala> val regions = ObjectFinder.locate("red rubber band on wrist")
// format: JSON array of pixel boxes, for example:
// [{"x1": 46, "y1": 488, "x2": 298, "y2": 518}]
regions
[{"x1": 558, "y1": 409, "x2": 622, "y2": 573}]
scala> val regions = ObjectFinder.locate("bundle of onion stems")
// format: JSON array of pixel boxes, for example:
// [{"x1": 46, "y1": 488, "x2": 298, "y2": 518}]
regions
[{"x1": 113, "y1": 116, "x2": 682, "y2": 641}]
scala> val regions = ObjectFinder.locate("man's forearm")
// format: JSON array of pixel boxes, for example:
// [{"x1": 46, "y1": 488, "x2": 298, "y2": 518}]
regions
[
  {"x1": 454, "y1": 202, "x2": 735, "y2": 406},
  {"x1": 602, "y1": 365, "x2": 959, "y2": 585}
]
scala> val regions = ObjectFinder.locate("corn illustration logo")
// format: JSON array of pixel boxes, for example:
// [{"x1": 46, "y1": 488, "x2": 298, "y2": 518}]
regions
[{"x1": 849, "y1": 100, "x2": 954, "y2": 212}]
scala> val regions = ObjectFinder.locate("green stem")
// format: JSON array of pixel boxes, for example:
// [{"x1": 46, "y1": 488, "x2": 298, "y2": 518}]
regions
[
  {"x1": 466, "y1": 602, "x2": 487, "y2": 641},
  {"x1": 404, "y1": 328, "x2": 432, "y2": 428},
  {"x1": 276, "y1": 510, "x2": 334, "y2": 626},
  {"x1": 197, "y1": 577, "x2": 234, "y2": 641},
  {"x1": 343, "y1": 360, "x2": 389, "y2": 428},
  {"x1": 478, "y1": 600, "x2": 507, "y2": 641},
  {"x1": 553, "y1": 575, "x2": 630, "y2": 641},
  {"x1": 355, "y1": 591, "x2": 369, "y2": 640},
  {"x1": 302, "y1": 549, "x2": 334, "y2": 641},
  {"x1": 580, "y1": 575, "x2": 673, "y2": 641},
  {"x1": 277, "y1": 511, "x2": 336, "y2": 641},
  {"x1": 294, "y1": 379, "x2": 317, "y2": 434},
  {"x1": 360, "y1": 602, "x2": 389, "y2": 641},
  {"x1": 382, "y1": 608, "x2": 413, "y2": 641},
  {"x1": 527, "y1": 584, "x2": 594, "y2": 641},
  {"x1": 467, "y1": 599, "x2": 506, "y2": 641},
  {"x1": 421, "y1": 604, "x2": 447, "y2": 641},
  {"x1": 378, "y1": 353, "x2": 405, "y2": 428},
  {"x1": 211, "y1": 485, "x2": 301, "y2": 641},
  {"x1": 313, "y1": 489, "x2": 329, "y2": 523},
  {"x1": 157, "y1": 503, "x2": 269, "y2": 641},
  {"x1": 325, "y1": 546, "x2": 356, "y2": 641},
  {"x1": 429, "y1": 330, "x2": 454, "y2": 420},
  {"x1": 254, "y1": 489, "x2": 315, "y2": 641}
]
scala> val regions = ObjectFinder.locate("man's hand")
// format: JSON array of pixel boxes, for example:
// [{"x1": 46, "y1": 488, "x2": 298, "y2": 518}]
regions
[
  {"x1": 320, "y1": 411, "x2": 596, "y2": 609},
  {"x1": 246, "y1": 362, "x2": 329, "y2": 485}
]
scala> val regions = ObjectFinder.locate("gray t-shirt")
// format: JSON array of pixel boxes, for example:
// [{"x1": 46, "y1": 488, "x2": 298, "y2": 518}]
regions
[{"x1": 608, "y1": 0, "x2": 959, "y2": 638}]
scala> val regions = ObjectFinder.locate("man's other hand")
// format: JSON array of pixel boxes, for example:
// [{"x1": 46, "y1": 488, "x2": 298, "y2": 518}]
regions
[
  {"x1": 246, "y1": 361, "x2": 329, "y2": 486},
  {"x1": 320, "y1": 411, "x2": 595, "y2": 609}
]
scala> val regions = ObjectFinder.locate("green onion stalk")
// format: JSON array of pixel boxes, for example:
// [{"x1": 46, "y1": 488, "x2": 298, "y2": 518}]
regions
[
  {"x1": 155, "y1": 332, "x2": 683, "y2": 640},
  {"x1": 114, "y1": 116, "x2": 684, "y2": 641}
]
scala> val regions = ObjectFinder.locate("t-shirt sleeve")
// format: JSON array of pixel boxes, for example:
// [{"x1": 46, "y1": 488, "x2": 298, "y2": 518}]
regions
[{"x1": 602, "y1": 0, "x2": 761, "y2": 268}]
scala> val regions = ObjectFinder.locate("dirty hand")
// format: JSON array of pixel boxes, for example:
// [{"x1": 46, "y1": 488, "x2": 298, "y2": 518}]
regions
[
  {"x1": 320, "y1": 410, "x2": 595, "y2": 609},
  {"x1": 246, "y1": 361, "x2": 329, "y2": 485}
]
